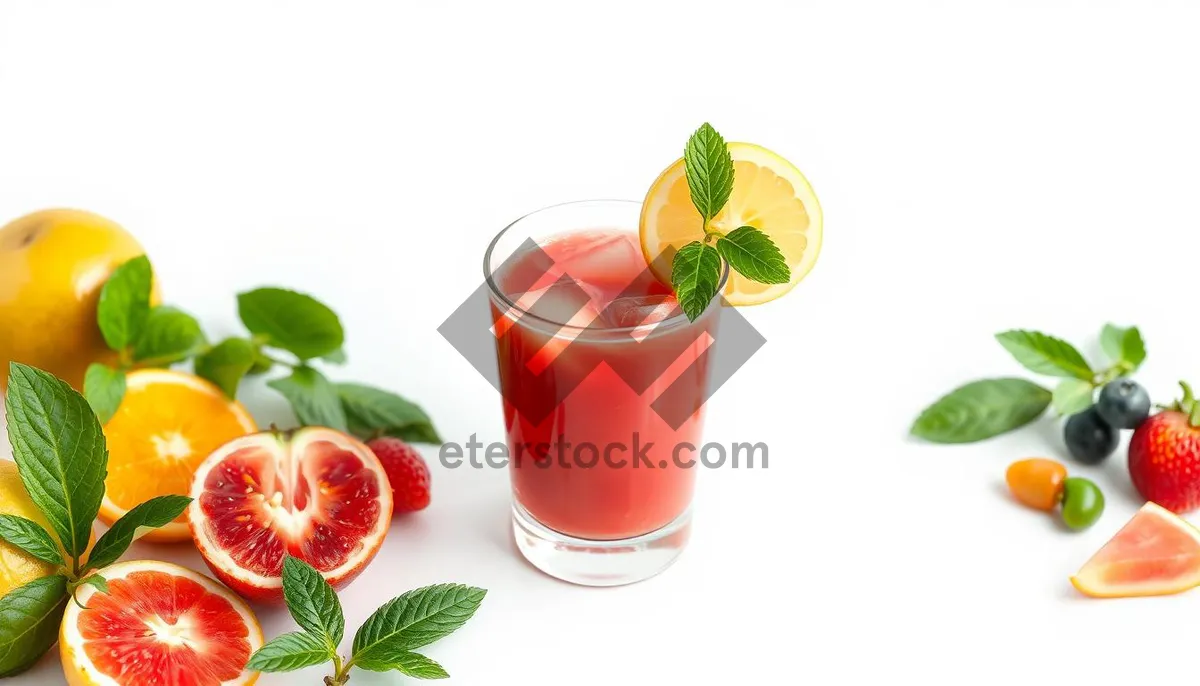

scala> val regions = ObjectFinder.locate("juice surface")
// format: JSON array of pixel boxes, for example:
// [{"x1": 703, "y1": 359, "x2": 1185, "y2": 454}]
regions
[{"x1": 491, "y1": 230, "x2": 715, "y2": 540}]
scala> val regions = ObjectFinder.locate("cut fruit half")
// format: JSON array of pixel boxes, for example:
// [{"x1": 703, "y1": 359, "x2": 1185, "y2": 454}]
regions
[
  {"x1": 1070, "y1": 502, "x2": 1200, "y2": 598},
  {"x1": 101, "y1": 370, "x2": 257, "y2": 542},
  {"x1": 60, "y1": 559, "x2": 263, "y2": 686},
  {"x1": 641, "y1": 142, "x2": 823, "y2": 306},
  {"x1": 187, "y1": 427, "x2": 392, "y2": 603}
]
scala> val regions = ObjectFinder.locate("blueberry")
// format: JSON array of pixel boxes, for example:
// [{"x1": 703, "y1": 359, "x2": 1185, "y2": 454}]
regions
[
  {"x1": 1063, "y1": 407, "x2": 1118, "y2": 465},
  {"x1": 1095, "y1": 378, "x2": 1152, "y2": 430}
]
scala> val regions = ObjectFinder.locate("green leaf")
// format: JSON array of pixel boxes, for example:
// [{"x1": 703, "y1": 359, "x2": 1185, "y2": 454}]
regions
[
  {"x1": 245, "y1": 631, "x2": 332, "y2": 673},
  {"x1": 911, "y1": 377, "x2": 1052, "y2": 444},
  {"x1": 355, "y1": 650, "x2": 449, "y2": 679},
  {"x1": 268, "y1": 366, "x2": 347, "y2": 431},
  {"x1": 1101, "y1": 323, "x2": 1146, "y2": 371},
  {"x1": 238, "y1": 288, "x2": 344, "y2": 361},
  {"x1": 683, "y1": 122, "x2": 734, "y2": 221},
  {"x1": 322, "y1": 348, "x2": 348, "y2": 365},
  {"x1": 193, "y1": 338, "x2": 256, "y2": 399},
  {"x1": 79, "y1": 574, "x2": 109, "y2": 596},
  {"x1": 0, "y1": 575, "x2": 69, "y2": 677},
  {"x1": 1052, "y1": 378, "x2": 1095, "y2": 416},
  {"x1": 85, "y1": 495, "x2": 192, "y2": 571},
  {"x1": 4, "y1": 363, "x2": 107, "y2": 559},
  {"x1": 96, "y1": 255, "x2": 153, "y2": 351},
  {"x1": 994, "y1": 330, "x2": 1094, "y2": 380},
  {"x1": 0, "y1": 515, "x2": 63, "y2": 567},
  {"x1": 132, "y1": 306, "x2": 206, "y2": 365},
  {"x1": 337, "y1": 383, "x2": 441, "y2": 444},
  {"x1": 83, "y1": 363, "x2": 126, "y2": 424},
  {"x1": 281, "y1": 556, "x2": 344, "y2": 649},
  {"x1": 352, "y1": 584, "x2": 486, "y2": 662},
  {"x1": 670, "y1": 241, "x2": 722, "y2": 322},
  {"x1": 715, "y1": 226, "x2": 791, "y2": 285}
]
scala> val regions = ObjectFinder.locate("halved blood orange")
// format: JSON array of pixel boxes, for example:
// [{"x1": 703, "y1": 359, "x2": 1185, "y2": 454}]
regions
[
  {"x1": 187, "y1": 427, "x2": 392, "y2": 603},
  {"x1": 60, "y1": 560, "x2": 263, "y2": 686},
  {"x1": 1071, "y1": 502, "x2": 1200, "y2": 598}
]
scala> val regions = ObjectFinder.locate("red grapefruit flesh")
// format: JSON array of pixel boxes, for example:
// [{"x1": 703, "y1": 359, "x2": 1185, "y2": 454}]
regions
[
  {"x1": 60, "y1": 560, "x2": 263, "y2": 686},
  {"x1": 187, "y1": 427, "x2": 393, "y2": 603},
  {"x1": 1070, "y1": 501, "x2": 1200, "y2": 598}
]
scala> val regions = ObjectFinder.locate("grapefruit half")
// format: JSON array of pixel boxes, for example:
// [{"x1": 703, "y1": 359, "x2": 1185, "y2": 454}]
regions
[{"x1": 1070, "y1": 501, "x2": 1200, "y2": 598}]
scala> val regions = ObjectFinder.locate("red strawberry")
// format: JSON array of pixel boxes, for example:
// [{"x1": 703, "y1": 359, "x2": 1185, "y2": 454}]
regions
[
  {"x1": 1128, "y1": 382, "x2": 1200, "y2": 513},
  {"x1": 367, "y1": 437, "x2": 431, "y2": 513}
]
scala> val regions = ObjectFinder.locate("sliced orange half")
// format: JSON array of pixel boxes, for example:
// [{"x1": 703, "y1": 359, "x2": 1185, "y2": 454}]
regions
[
  {"x1": 100, "y1": 370, "x2": 257, "y2": 542},
  {"x1": 641, "y1": 142, "x2": 822, "y2": 306}
]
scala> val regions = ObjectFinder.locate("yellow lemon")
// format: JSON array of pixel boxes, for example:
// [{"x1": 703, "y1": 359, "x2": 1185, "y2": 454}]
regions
[{"x1": 0, "y1": 460, "x2": 93, "y2": 597}]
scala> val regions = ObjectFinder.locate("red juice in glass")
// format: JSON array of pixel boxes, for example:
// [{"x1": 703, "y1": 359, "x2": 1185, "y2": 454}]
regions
[{"x1": 485, "y1": 200, "x2": 722, "y2": 586}]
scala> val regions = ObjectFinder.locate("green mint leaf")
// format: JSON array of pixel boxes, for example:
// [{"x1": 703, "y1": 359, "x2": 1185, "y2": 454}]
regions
[
  {"x1": 911, "y1": 377, "x2": 1052, "y2": 444},
  {"x1": 268, "y1": 366, "x2": 348, "y2": 431},
  {"x1": 337, "y1": 383, "x2": 441, "y2": 444},
  {"x1": 281, "y1": 556, "x2": 344, "y2": 649},
  {"x1": 245, "y1": 631, "x2": 333, "y2": 673},
  {"x1": 79, "y1": 574, "x2": 109, "y2": 596},
  {"x1": 132, "y1": 306, "x2": 206, "y2": 365},
  {"x1": 193, "y1": 338, "x2": 256, "y2": 399},
  {"x1": 83, "y1": 363, "x2": 126, "y2": 424},
  {"x1": 238, "y1": 288, "x2": 344, "y2": 361},
  {"x1": 355, "y1": 650, "x2": 449, "y2": 679},
  {"x1": 352, "y1": 584, "x2": 486, "y2": 662},
  {"x1": 683, "y1": 122, "x2": 734, "y2": 221},
  {"x1": 994, "y1": 330, "x2": 1094, "y2": 380},
  {"x1": 1052, "y1": 378, "x2": 1095, "y2": 416},
  {"x1": 247, "y1": 347, "x2": 275, "y2": 376},
  {"x1": 96, "y1": 255, "x2": 153, "y2": 351},
  {"x1": 0, "y1": 574, "x2": 69, "y2": 677},
  {"x1": 715, "y1": 226, "x2": 791, "y2": 285},
  {"x1": 4, "y1": 363, "x2": 108, "y2": 559},
  {"x1": 322, "y1": 348, "x2": 348, "y2": 365},
  {"x1": 1101, "y1": 323, "x2": 1146, "y2": 371},
  {"x1": 85, "y1": 495, "x2": 192, "y2": 571},
  {"x1": 0, "y1": 515, "x2": 64, "y2": 566},
  {"x1": 671, "y1": 241, "x2": 722, "y2": 322}
]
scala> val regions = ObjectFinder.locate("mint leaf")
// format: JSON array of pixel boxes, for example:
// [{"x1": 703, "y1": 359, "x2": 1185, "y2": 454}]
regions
[
  {"x1": 337, "y1": 383, "x2": 441, "y2": 444},
  {"x1": 281, "y1": 556, "x2": 344, "y2": 649},
  {"x1": 671, "y1": 241, "x2": 722, "y2": 322},
  {"x1": 83, "y1": 363, "x2": 126, "y2": 424},
  {"x1": 246, "y1": 631, "x2": 332, "y2": 672},
  {"x1": 132, "y1": 306, "x2": 206, "y2": 365},
  {"x1": 0, "y1": 574, "x2": 68, "y2": 677},
  {"x1": 1052, "y1": 378, "x2": 1095, "y2": 416},
  {"x1": 1101, "y1": 323, "x2": 1146, "y2": 371},
  {"x1": 238, "y1": 288, "x2": 344, "y2": 360},
  {"x1": 85, "y1": 495, "x2": 191, "y2": 571},
  {"x1": 0, "y1": 515, "x2": 63, "y2": 566},
  {"x1": 352, "y1": 584, "x2": 486, "y2": 662},
  {"x1": 194, "y1": 338, "x2": 256, "y2": 399},
  {"x1": 715, "y1": 226, "x2": 791, "y2": 285},
  {"x1": 96, "y1": 255, "x2": 153, "y2": 351},
  {"x1": 79, "y1": 574, "x2": 108, "y2": 596},
  {"x1": 911, "y1": 377, "x2": 1052, "y2": 444},
  {"x1": 355, "y1": 650, "x2": 449, "y2": 679},
  {"x1": 268, "y1": 366, "x2": 347, "y2": 431},
  {"x1": 684, "y1": 122, "x2": 734, "y2": 221},
  {"x1": 322, "y1": 348, "x2": 348, "y2": 365},
  {"x1": 4, "y1": 363, "x2": 107, "y2": 559},
  {"x1": 995, "y1": 330, "x2": 1094, "y2": 380}
]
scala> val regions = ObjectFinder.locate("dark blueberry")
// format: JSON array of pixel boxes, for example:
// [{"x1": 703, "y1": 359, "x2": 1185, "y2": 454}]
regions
[
  {"x1": 1063, "y1": 407, "x2": 1118, "y2": 465},
  {"x1": 1095, "y1": 378, "x2": 1152, "y2": 430}
]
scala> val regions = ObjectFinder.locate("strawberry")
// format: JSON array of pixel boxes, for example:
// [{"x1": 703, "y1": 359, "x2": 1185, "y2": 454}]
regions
[
  {"x1": 1128, "y1": 382, "x2": 1200, "y2": 513},
  {"x1": 366, "y1": 437, "x2": 431, "y2": 513}
]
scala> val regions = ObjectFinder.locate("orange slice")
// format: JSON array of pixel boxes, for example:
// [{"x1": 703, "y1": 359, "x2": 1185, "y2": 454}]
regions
[
  {"x1": 640, "y1": 142, "x2": 822, "y2": 306},
  {"x1": 1070, "y1": 502, "x2": 1200, "y2": 598},
  {"x1": 100, "y1": 370, "x2": 257, "y2": 542}
]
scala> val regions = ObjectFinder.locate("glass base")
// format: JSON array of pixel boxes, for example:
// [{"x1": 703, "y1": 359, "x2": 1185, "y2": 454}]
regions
[{"x1": 511, "y1": 502, "x2": 692, "y2": 587}]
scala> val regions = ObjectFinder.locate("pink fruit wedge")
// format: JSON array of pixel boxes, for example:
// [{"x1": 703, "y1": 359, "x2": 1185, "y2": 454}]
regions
[{"x1": 1071, "y1": 502, "x2": 1200, "y2": 598}]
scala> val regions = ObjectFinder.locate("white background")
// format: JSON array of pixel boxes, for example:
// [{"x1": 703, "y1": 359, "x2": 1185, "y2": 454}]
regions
[{"x1": 2, "y1": 1, "x2": 1200, "y2": 684}]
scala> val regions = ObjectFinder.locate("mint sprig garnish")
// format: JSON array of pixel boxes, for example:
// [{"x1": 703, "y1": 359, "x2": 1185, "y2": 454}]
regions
[
  {"x1": 0, "y1": 362, "x2": 191, "y2": 673},
  {"x1": 669, "y1": 123, "x2": 793, "y2": 321},
  {"x1": 911, "y1": 324, "x2": 1149, "y2": 443},
  {"x1": 247, "y1": 555, "x2": 485, "y2": 685}
]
